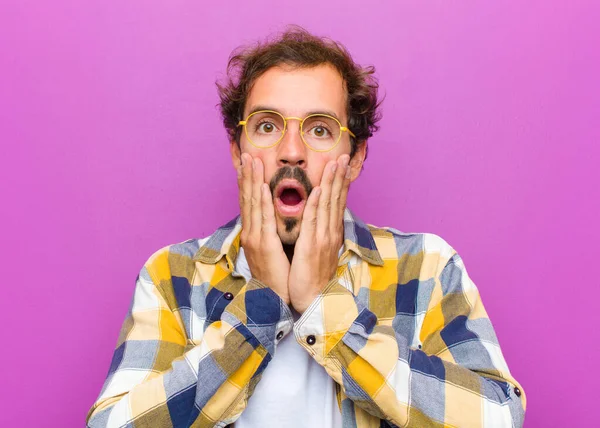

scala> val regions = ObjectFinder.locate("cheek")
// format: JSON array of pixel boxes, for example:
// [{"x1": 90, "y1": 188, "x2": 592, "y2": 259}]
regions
[
  {"x1": 309, "y1": 170, "x2": 324, "y2": 188},
  {"x1": 246, "y1": 150, "x2": 279, "y2": 184},
  {"x1": 307, "y1": 154, "x2": 338, "y2": 186},
  {"x1": 240, "y1": 140, "x2": 262, "y2": 158},
  {"x1": 240, "y1": 142, "x2": 275, "y2": 167}
]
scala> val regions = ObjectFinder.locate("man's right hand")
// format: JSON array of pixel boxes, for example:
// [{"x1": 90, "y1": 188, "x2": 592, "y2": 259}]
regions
[{"x1": 237, "y1": 153, "x2": 291, "y2": 305}]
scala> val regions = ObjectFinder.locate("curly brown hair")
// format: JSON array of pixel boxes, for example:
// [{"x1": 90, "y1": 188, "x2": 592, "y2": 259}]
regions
[{"x1": 216, "y1": 26, "x2": 383, "y2": 160}]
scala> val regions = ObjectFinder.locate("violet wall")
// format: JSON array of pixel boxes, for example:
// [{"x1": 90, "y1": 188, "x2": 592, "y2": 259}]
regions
[{"x1": 1, "y1": 1, "x2": 598, "y2": 426}]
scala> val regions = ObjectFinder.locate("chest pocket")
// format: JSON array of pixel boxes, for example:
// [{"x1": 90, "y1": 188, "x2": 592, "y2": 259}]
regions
[{"x1": 205, "y1": 273, "x2": 248, "y2": 324}]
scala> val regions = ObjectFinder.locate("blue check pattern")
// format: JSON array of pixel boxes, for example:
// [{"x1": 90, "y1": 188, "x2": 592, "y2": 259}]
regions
[{"x1": 87, "y1": 208, "x2": 526, "y2": 427}]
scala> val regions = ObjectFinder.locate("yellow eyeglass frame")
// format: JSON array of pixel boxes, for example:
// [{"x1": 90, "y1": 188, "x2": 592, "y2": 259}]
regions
[{"x1": 237, "y1": 109, "x2": 356, "y2": 153}]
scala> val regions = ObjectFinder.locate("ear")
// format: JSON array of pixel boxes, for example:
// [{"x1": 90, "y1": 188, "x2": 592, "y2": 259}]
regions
[
  {"x1": 348, "y1": 141, "x2": 367, "y2": 182},
  {"x1": 230, "y1": 140, "x2": 242, "y2": 169}
]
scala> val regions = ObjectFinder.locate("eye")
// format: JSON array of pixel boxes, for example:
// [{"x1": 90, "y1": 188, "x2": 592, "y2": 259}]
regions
[
  {"x1": 307, "y1": 124, "x2": 332, "y2": 138},
  {"x1": 256, "y1": 121, "x2": 279, "y2": 134}
]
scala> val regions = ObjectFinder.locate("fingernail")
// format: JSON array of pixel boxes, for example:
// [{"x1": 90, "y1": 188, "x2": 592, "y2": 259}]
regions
[
  {"x1": 332, "y1": 163, "x2": 338, "y2": 173},
  {"x1": 315, "y1": 188, "x2": 322, "y2": 197},
  {"x1": 252, "y1": 159, "x2": 256, "y2": 170},
  {"x1": 345, "y1": 165, "x2": 351, "y2": 179},
  {"x1": 241, "y1": 156, "x2": 246, "y2": 167},
  {"x1": 237, "y1": 167, "x2": 242, "y2": 178}
]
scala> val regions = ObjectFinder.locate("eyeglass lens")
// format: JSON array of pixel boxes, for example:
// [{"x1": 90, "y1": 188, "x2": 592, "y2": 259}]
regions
[{"x1": 245, "y1": 111, "x2": 341, "y2": 150}]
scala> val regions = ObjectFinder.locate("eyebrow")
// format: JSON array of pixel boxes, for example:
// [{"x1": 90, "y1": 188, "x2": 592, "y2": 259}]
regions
[{"x1": 246, "y1": 105, "x2": 342, "y2": 122}]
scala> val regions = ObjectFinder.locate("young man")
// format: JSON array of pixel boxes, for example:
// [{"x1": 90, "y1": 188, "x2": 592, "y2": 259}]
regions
[{"x1": 87, "y1": 28, "x2": 526, "y2": 427}]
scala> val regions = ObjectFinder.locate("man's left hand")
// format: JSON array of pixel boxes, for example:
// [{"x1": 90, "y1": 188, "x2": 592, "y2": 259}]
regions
[{"x1": 288, "y1": 154, "x2": 351, "y2": 314}]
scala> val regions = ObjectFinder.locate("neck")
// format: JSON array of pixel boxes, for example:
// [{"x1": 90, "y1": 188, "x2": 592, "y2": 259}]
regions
[{"x1": 283, "y1": 244, "x2": 294, "y2": 264}]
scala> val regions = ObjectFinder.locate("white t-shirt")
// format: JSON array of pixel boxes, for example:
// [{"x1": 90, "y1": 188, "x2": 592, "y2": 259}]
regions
[{"x1": 232, "y1": 246, "x2": 343, "y2": 428}]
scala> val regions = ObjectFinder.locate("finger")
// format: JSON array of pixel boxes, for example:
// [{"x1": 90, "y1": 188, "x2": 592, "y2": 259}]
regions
[
  {"x1": 330, "y1": 154, "x2": 350, "y2": 231},
  {"x1": 338, "y1": 159, "x2": 352, "y2": 220},
  {"x1": 317, "y1": 160, "x2": 337, "y2": 237},
  {"x1": 250, "y1": 157, "x2": 265, "y2": 237},
  {"x1": 239, "y1": 153, "x2": 252, "y2": 235},
  {"x1": 301, "y1": 186, "x2": 321, "y2": 236},
  {"x1": 261, "y1": 183, "x2": 277, "y2": 235}
]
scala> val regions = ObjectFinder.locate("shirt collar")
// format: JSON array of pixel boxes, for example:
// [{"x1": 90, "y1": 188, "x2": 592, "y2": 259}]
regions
[{"x1": 192, "y1": 207, "x2": 384, "y2": 267}]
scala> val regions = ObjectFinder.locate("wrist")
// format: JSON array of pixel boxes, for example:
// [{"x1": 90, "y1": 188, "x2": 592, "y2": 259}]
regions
[{"x1": 291, "y1": 288, "x2": 321, "y2": 314}]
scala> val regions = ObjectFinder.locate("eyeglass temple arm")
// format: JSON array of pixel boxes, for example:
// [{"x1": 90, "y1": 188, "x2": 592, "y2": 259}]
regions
[{"x1": 341, "y1": 126, "x2": 356, "y2": 138}]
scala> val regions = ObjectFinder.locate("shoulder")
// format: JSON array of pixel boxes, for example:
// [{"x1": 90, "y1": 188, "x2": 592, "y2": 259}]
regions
[
  {"x1": 367, "y1": 222, "x2": 458, "y2": 264},
  {"x1": 140, "y1": 215, "x2": 241, "y2": 279},
  {"x1": 141, "y1": 235, "x2": 213, "y2": 280},
  {"x1": 366, "y1": 223, "x2": 472, "y2": 296}
]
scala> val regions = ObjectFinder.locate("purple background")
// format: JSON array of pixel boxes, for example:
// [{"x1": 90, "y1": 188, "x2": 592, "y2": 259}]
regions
[{"x1": 1, "y1": 1, "x2": 598, "y2": 427}]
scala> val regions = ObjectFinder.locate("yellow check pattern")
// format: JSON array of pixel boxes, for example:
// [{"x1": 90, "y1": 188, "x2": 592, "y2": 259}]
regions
[{"x1": 87, "y1": 209, "x2": 526, "y2": 427}]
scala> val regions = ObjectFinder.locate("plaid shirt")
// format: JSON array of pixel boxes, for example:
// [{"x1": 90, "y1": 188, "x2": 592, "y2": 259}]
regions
[{"x1": 87, "y1": 208, "x2": 526, "y2": 427}]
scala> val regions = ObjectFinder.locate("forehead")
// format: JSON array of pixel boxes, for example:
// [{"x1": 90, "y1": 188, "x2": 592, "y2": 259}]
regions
[{"x1": 244, "y1": 64, "x2": 347, "y2": 119}]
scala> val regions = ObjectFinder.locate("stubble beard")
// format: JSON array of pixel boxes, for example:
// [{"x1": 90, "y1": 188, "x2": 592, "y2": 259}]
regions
[
  {"x1": 277, "y1": 215, "x2": 300, "y2": 245},
  {"x1": 269, "y1": 165, "x2": 312, "y2": 246}
]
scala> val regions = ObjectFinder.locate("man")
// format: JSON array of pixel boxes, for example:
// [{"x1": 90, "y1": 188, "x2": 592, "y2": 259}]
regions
[{"x1": 87, "y1": 27, "x2": 526, "y2": 427}]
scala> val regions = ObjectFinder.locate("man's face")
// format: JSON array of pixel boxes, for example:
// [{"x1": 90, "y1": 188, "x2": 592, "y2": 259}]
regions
[{"x1": 231, "y1": 64, "x2": 364, "y2": 245}]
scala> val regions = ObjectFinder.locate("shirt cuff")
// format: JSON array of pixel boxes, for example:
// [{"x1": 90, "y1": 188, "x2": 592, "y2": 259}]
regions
[
  {"x1": 293, "y1": 278, "x2": 360, "y2": 362},
  {"x1": 222, "y1": 278, "x2": 294, "y2": 356}
]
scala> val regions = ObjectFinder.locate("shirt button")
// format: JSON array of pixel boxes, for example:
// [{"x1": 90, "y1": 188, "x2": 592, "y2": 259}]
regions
[
  {"x1": 306, "y1": 335, "x2": 316, "y2": 345},
  {"x1": 276, "y1": 331, "x2": 284, "y2": 340},
  {"x1": 223, "y1": 292, "x2": 233, "y2": 301},
  {"x1": 514, "y1": 387, "x2": 522, "y2": 397}
]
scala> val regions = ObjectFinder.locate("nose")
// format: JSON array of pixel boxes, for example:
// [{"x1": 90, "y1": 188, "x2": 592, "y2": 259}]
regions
[{"x1": 277, "y1": 120, "x2": 306, "y2": 168}]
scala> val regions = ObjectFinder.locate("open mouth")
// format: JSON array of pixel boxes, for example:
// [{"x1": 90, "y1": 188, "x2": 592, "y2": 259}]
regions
[
  {"x1": 274, "y1": 180, "x2": 308, "y2": 216},
  {"x1": 280, "y1": 188, "x2": 303, "y2": 205}
]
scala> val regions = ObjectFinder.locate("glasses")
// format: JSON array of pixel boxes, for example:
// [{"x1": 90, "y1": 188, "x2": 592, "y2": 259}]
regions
[{"x1": 237, "y1": 110, "x2": 356, "y2": 152}]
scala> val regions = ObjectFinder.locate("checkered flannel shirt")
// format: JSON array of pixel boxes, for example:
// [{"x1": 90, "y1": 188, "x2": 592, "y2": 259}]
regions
[{"x1": 87, "y1": 208, "x2": 526, "y2": 427}]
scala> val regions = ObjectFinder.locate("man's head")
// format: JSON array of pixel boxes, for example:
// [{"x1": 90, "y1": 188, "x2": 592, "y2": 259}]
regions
[{"x1": 217, "y1": 26, "x2": 382, "y2": 245}]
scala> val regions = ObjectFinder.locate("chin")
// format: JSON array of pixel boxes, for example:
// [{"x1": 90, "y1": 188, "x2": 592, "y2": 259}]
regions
[{"x1": 277, "y1": 218, "x2": 300, "y2": 245}]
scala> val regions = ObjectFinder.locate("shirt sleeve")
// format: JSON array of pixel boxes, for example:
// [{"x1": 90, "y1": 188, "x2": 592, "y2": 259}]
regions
[
  {"x1": 86, "y1": 249, "x2": 293, "y2": 428},
  {"x1": 293, "y1": 249, "x2": 526, "y2": 427}
]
